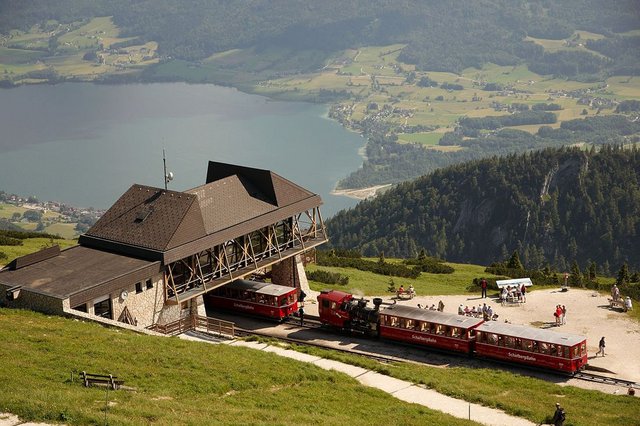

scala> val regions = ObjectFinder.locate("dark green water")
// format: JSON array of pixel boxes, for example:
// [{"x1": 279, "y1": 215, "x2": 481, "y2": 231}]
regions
[{"x1": 0, "y1": 83, "x2": 364, "y2": 217}]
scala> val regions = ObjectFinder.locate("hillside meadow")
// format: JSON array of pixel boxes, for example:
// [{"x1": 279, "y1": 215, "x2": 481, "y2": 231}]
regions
[
  {"x1": 0, "y1": 308, "x2": 477, "y2": 426},
  {"x1": 1, "y1": 307, "x2": 638, "y2": 426},
  {"x1": 305, "y1": 260, "x2": 501, "y2": 296}
]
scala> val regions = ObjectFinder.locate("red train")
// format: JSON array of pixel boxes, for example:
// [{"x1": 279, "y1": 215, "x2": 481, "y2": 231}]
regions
[
  {"x1": 318, "y1": 290, "x2": 588, "y2": 374},
  {"x1": 205, "y1": 279, "x2": 299, "y2": 321}
]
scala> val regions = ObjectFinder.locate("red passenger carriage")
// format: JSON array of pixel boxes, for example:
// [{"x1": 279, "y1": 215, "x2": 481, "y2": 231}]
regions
[
  {"x1": 474, "y1": 321, "x2": 588, "y2": 373},
  {"x1": 205, "y1": 279, "x2": 298, "y2": 321},
  {"x1": 379, "y1": 304, "x2": 485, "y2": 354}
]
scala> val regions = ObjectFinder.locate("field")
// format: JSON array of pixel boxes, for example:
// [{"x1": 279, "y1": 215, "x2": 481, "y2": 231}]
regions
[
  {"x1": 306, "y1": 260, "x2": 501, "y2": 296},
  {"x1": 0, "y1": 237, "x2": 77, "y2": 264},
  {"x1": 0, "y1": 17, "x2": 159, "y2": 84},
  {"x1": 1, "y1": 299, "x2": 638, "y2": 425},
  {"x1": 0, "y1": 202, "x2": 79, "y2": 240},
  {"x1": 0, "y1": 309, "x2": 478, "y2": 426}
]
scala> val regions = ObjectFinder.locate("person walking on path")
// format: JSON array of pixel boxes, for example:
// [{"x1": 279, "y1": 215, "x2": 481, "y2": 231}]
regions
[
  {"x1": 596, "y1": 336, "x2": 606, "y2": 356},
  {"x1": 551, "y1": 402, "x2": 566, "y2": 426},
  {"x1": 480, "y1": 278, "x2": 488, "y2": 298},
  {"x1": 298, "y1": 305, "x2": 304, "y2": 326}
]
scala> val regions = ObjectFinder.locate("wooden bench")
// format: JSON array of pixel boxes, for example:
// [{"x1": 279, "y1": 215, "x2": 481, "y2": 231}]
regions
[
  {"x1": 81, "y1": 371, "x2": 124, "y2": 390},
  {"x1": 608, "y1": 298, "x2": 628, "y2": 312},
  {"x1": 396, "y1": 291, "x2": 415, "y2": 300}
]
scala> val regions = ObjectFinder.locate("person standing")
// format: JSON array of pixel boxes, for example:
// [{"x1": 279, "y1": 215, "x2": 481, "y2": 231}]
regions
[
  {"x1": 520, "y1": 283, "x2": 526, "y2": 302},
  {"x1": 480, "y1": 278, "x2": 488, "y2": 298},
  {"x1": 551, "y1": 402, "x2": 566, "y2": 426},
  {"x1": 298, "y1": 305, "x2": 305, "y2": 326},
  {"x1": 561, "y1": 305, "x2": 567, "y2": 325},
  {"x1": 596, "y1": 336, "x2": 606, "y2": 356}
]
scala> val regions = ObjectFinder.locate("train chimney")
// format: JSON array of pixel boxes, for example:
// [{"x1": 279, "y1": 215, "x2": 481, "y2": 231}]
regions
[{"x1": 373, "y1": 298, "x2": 382, "y2": 310}]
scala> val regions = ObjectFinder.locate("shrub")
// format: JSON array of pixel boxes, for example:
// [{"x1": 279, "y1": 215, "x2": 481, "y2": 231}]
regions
[
  {"x1": 307, "y1": 270, "x2": 349, "y2": 285},
  {"x1": 404, "y1": 257, "x2": 454, "y2": 274},
  {"x1": 317, "y1": 251, "x2": 421, "y2": 279},
  {"x1": 0, "y1": 235, "x2": 22, "y2": 246}
]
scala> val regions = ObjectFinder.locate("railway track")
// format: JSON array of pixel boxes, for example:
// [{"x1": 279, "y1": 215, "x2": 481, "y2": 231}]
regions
[
  {"x1": 233, "y1": 324, "x2": 399, "y2": 364},
  {"x1": 230, "y1": 319, "x2": 640, "y2": 388},
  {"x1": 573, "y1": 371, "x2": 638, "y2": 387}
]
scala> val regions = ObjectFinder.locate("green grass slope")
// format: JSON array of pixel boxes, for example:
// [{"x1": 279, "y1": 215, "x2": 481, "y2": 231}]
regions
[{"x1": 0, "y1": 309, "x2": 477, "y2": 426}]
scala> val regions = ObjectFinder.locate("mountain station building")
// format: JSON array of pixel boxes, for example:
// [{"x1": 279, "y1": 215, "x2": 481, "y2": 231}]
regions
[{"x1": 0, "y1": 161, "x2": 327, "y2": 329}]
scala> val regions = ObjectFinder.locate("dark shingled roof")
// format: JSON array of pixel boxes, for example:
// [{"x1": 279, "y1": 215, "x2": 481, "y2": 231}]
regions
[
  {"x1": 0, "y1": 245, "x2": 159, "y2": 302},
  {"x1": 81, "y1": 184, "x2": 207, "y2": 253},
  {"x1": 81, "y1": 162, "x2": 323, "y2": 262}
]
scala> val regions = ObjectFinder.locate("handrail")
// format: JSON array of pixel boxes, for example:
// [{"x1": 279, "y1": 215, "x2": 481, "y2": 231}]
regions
[{"x1": 149, "y1": 315, "x2": 234, "y2": 338}]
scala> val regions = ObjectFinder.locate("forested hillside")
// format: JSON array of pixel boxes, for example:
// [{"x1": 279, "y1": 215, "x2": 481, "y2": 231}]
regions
[
  {"x1": 1, "y1": 0, "x2": 639, "y2": 77},
  {"x1": 327, "y1": 145, "x2": 640, "y2": 272}
]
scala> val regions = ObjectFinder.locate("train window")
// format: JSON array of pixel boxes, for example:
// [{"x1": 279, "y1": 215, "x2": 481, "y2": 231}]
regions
[
  {"x1": 539, "y1": 343, "x2": 550, "y2": 354},
  {"x1": 390, "y1": 317, "x2": 399, "y2": 327},
  {"x1": 581, "y1": 342, "x2": 586, "y2": 356},
  {"x1": 572, "y1": 346, "x2": 579, "y2": 358},
  {"x1": 380, "y1": 315, "x2": 388, "y2": 326},
  {"x1": 514, "y1": 338, "x2": 522, "y2": 350},
  {"x1": 504, "y1": 336, "x2": 515, "y2": 348},
  {"x1": 476, "y1": 331, "x2": 485, "y2": 342},
  {"x1": 487, "y1": 333, "x2": 498, "y2": 345},
  {"x1": 419, "y1": 321, "x2": 429, "y2": 332},
  {"x1": 435, "y1": 324, "x2": 446, "y2": 335},
  {"x1": 523, "y1": 339, "x2": 533, "y2": 351},
  {"x1": 450, "y1": 327, "x2": 460, "y2": 338},
  {"x1": 405, "y1": 319, "x2": 415, "y2": 330}
]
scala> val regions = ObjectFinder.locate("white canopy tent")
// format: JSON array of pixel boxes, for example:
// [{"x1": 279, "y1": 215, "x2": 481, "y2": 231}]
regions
[{"x1": 495, "y1": 278, "x2": 532, "y2": 289}]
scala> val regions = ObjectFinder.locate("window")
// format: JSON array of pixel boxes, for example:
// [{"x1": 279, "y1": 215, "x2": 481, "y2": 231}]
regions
[
  {"x1": 487, "y1": 333, "x2": 498, "y2": 345},
  {"x1": 450, "y1": 327, "x2": 460, "y2": 338},
  {"x1": 146, "y1": 279, "x2": 153, "y2": 290},
  {"x1": 72, "y1": 303, "x2": 88, "y2": 313},
  {"x1": 135, "y1": 282, "x2": 143, "y2": 294},
  {"x1": 94, "y1": 298, "x2": 112, "y2": 319}
]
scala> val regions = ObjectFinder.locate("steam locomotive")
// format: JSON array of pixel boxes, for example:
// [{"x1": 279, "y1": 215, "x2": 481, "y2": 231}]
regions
[{"x1": 317, "y1": 290, "x2": 588, "y2": 373}]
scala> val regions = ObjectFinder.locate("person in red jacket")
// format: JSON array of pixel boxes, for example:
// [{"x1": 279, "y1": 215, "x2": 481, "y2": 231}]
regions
[{"x1": 480, "y1": 278, "x2": 488, "y2": 298}]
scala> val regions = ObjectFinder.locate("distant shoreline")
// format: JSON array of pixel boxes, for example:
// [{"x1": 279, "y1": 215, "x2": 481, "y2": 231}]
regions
[{"x1": 331, "y1": 184, "x2": 392, "y2": 200}]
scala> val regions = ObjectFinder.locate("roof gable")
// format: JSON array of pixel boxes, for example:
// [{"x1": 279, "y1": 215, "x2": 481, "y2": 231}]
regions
[{"x1": 206, "y1": 161, "x2": 314, "y2": 207}]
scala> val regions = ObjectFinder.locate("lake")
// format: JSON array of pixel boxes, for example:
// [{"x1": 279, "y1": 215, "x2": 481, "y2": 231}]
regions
[{"x1": 0, "y1": 83, "x2": 364, "y2": 218}]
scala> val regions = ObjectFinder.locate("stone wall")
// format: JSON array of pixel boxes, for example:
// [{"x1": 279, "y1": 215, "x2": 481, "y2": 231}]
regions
[
  {"x1": 110, "y1": 274, "x2": 166, "y2": 328},
  {"x1": 0, "y1": 283, "x2": 67, "y2": 315}
]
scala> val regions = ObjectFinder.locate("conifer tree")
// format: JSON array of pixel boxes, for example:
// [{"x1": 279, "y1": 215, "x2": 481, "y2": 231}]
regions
[
  {"x1": 616, "y1": 262, "x2": 630, "y2": 286},
  {"x1": 570, "y1": 260, "x2": 582, "y2": 286},
  {"x1": 588, "y1": 261, "x2": 597, "y2": 281},
  {"x1": 507, "y1": 251, "x2": 524, "y2": 270}
]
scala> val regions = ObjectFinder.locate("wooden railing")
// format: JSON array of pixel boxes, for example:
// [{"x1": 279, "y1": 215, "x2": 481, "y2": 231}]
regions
[{"x1": 149, "y1": 315, "x2": 235, "y2": 338}]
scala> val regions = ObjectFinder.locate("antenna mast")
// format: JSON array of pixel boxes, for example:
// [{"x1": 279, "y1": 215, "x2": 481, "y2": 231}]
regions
[{"x1": 163, "y1": 149, "x2": 173, "y2": 190}]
